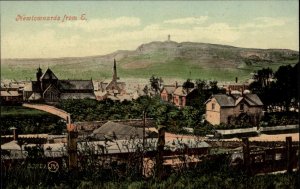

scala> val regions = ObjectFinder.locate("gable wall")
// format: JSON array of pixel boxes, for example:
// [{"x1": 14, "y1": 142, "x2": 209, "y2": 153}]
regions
[
  {"x1": 220, "y1": 103, "x2": 263, "y2": 124},
  {"x1": 205, "y1": 98, "x2": 221, "y2": 125},
  {"x1": 206, "y1": 98, "x2": 263, "y2": 125},
  {"x1": 160, "y1": 89, "x2": 169, "y2": 101}
]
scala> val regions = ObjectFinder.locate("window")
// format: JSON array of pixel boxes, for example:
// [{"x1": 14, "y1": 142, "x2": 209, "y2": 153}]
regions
[
  {"x1": 212, "y1": 103, "x2": 215, "y2": 110},
  {"x1": 275, "y1": 153, "x2": 282, "y2": 160},
  {"x1": 240, "y1": 103, "x2": 244, "y2": 111},
  {"x1": 163, "y1": 96, "x2": 167, "y2": 101}
]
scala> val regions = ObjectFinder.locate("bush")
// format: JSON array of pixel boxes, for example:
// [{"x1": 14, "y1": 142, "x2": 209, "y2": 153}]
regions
[
  {"x1": 194, "y1": 123, "x2": 215, "y2": 136},
  {"x1": 1, "y1": 114, "x2": 65, "y2": 135},
  {"x1": 261, "y1": 112, "x2": 299, "y2": 126}
]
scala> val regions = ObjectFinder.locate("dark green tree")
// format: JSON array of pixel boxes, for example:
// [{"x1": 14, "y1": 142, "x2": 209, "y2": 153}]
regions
[
  {"x1": 183, "y1": 79, "x2": 195, "y2": 92},
  {"x1": 195, "y1": 79, "x2": 208, "y2": 91},
  {"x1": 254, "y1": 67, "x2": 273, "y2": 87},
  {"x1": 209, "y1": 80, "x2": 219, "y2": 94},
  {"x1": 274, "y1": 64, "x2": 297, "y2": 111},
  {"x1": 250, "y1": 63, "x2": 298, "y2": 112},
  {"x1": 149, "y1": 75, "x2": 163, "y2": 95}
]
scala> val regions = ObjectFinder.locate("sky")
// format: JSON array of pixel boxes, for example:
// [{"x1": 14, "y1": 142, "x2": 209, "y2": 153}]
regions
[{"x1": 1, "y1": 0, "x2": 299, "y2": 59}]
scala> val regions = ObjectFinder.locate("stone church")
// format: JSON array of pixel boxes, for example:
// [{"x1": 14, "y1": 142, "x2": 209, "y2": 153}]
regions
[
  {"x1": 23, "y1": 67, "x2": 95, "y2": 102},
  {"x1": 93, "y1": 59, "x2": 127, "y2": 100}
]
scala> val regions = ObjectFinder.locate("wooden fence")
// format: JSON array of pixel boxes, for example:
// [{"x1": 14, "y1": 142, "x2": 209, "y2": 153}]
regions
[
  {"x1": 242, "y1": 137, "x2": 299, "y2": 175},
  {"x1": 1, "y1": 138, "x2": 298, "y2": 177}
]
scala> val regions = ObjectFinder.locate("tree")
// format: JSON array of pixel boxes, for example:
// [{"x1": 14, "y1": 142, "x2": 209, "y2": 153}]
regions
[
  {"x1": 249, "y1": 64, "x2": 298, "y2": 112},
  {"x1": 181, "y1": 106, "x2": 201, "y2": 128},
  {"x1": 250, "y1": 68, "x2": 275, "y2": 111},
  {"x1": 254, "y1": 67, "x2": 273, "y2": 87},
  {"x1": 143, "y1": 85, "x2": 149, "y2": 95},
  {"x1": 195, "y1": 79, "x2": 207, "y2": 91},
  {"x1": 149, "y1": 75, "x2": 163, "y2": 95},
  {"x1": 209, "y1": 80, "x2": 219, "y2": 94},
  {"x1": 132, "y1": 96, "x2": 155, "y2": 116},
  {"x1": 183, "y1": 79, "x2": 195, "y2": 92},
  {"x1": 274, "y1": 64, "x2": 296, "y2": 111}
]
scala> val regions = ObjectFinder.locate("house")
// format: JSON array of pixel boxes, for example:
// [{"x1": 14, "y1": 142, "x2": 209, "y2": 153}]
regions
[
  {"x1": 91, "y1": 121, "x2": 157, "y2": 140},
  {"x1": 205, "y1": 93, "x2": 263, "y2": 126},
  {"x1": 160, "y1": 83, "x2": 178, "y2": 103},
  {"x1": 0, "y1": 82, "x2": 25, "y2": 104},
  {"x1": 172, "y1": 87, "x2": 197, "y2": 108},
  {"x1": 132, "y1": 88, "x2": 147, "y2": 100},
  {"x1": 1, "y1": 90, "x2": 23, "y2": 105},
  {"x1": 23, "y1": 67, "x2": 95, "y2": 102},
  {"x1": 222, "y1": 83, "x2": 250, "y2": 94}
]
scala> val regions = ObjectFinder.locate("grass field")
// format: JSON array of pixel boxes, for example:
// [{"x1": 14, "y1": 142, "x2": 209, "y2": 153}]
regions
[
  {"x1": 1, "y1": 106, "x2": 50, "y2": 116},
  {"x1": 1, "y1": 59, "x2": 297, "y2": 82}
]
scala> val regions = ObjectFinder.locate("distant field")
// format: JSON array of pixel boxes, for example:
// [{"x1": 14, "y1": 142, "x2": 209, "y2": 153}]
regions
[{"x1": 1, "y1": 59, "x2": 297, "y2": 82}]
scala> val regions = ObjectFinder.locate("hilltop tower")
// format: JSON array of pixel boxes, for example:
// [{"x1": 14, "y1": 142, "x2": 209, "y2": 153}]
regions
[{"x1": 168, "y1": 34, "x2": 171, "y2": 41}]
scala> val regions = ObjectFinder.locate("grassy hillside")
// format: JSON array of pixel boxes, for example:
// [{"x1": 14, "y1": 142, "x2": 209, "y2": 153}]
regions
[{"x1": 1, "y1": 41, "x2": 298, "y2": 81}]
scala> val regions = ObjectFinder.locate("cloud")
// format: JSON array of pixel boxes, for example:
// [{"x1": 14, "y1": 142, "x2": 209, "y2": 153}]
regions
[
  {"x1": 240, "y1": 17, "x2": 289, "y2": 29},
  {"x1": 89, "y1": 22, "x2": 240, "y2": 48},
  {"x1": 58, "y1": 16, "x2": 140, "y2": 32},
  {"x1": 2, "y1": 30, "x2": 82, "y2": 58},
  {"x1": 2, "y1": 16, "x2": 298, "y2": 59},
  {"x1": 194, "y1": 23, "x2": 240, "y2": 42},
  {"x1": 164, "y1": 16, "x2": 208, "y2": 25},
  {"x1": 144, "y1": 24, "x2": 160, "y2": 30}
]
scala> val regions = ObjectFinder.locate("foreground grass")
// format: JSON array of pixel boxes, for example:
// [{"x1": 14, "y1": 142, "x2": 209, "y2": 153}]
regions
[
  {"x1": 3, "y1": 171, "x2": 298, "y2": 189},
  {"x1": 87, "y1": 173, "x2": 299, "y2": 189}
]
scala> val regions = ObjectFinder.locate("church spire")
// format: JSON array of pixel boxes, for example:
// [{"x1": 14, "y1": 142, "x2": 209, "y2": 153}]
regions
[
  {"x1": 36, "y1": 65, "x2": 43, "y2": 81},
  {"x1": 113, "y1": 59, "x2": 118, "y2": 81}
]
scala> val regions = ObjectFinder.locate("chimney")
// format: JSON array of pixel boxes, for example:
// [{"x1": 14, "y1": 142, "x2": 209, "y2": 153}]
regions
[
  {"x1": 175, "y1": 81, "x2": 178, "y2": 89},
  {"x1": 235, "y1": 77, "x2": 238, "y2": 83}
]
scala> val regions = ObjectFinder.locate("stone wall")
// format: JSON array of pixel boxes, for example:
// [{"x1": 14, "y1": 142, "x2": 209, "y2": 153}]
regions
[{"x1": 216, "y1": 124, "x2": 299, "y2": 135}]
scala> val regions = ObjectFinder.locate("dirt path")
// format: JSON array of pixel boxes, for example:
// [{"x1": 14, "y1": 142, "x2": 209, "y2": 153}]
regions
[{"x1": 23, "y1": 103, "x2": 70, "y2": 123}]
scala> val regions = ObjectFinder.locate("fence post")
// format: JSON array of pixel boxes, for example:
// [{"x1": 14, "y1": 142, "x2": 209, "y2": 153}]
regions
[
  {"x1": 67, "y1": 122, "x2": 78, "y2": 171},
  {"x1": 68, "y1": 131, "x2": 78, "y2": 170},
  {"x1": 286, "y1": 136, "x2": 293, "y2": 173},
  {"x1": 242, "y1": 137, "x2": 250, "y2": 175},
  {"x1": 156, "y1": 125, "x2": 166, "y2": 180}
]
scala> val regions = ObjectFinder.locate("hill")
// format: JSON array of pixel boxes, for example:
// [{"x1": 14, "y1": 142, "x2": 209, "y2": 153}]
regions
[{"x1": 1, "y1": 41, "x2": 298, "y2": 82}]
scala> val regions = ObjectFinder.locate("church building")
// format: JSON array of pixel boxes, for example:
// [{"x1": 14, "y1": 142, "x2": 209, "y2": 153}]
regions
[
  {"x1": 94, "y1": 59, "x2": 127, "y2": 100},
  {"x1": 23, "y1": 67, "x2": 95, "y2": 102}
]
